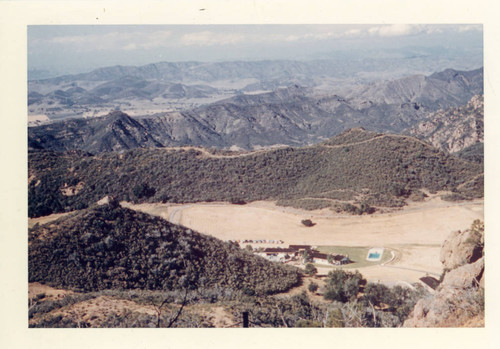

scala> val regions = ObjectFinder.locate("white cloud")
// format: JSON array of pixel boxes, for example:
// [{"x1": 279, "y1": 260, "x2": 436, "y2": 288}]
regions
[
  {"x1": 122, "y1": 43, "x2": 137, "y2": 51},
  {"x1": 47, "y1": 30, "x2": 173, "y2": 51},
  {"x1": 34, "y1": 25, "x2": 482, "y2": 56},
  {"x1": 180, "y1": 31, "x2": 246, "y2": 46},
  {"x1": 368, "y1": 24, "x2": 426, "y2": 37},
  {"x1": 365, "y1": 24, "x2": 481, "y2": 38},
  {"x1": 344, "y1": 28, "x2": 362, "y2": 37},
  {"x1": 458, "y1": 24, "x2": 482, "y2": 32}
]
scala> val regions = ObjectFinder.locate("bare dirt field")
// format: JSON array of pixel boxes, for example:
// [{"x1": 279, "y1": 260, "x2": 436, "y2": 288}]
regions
[{"x1": 124, "y1": 195, "x2": 483, "y2": 285}]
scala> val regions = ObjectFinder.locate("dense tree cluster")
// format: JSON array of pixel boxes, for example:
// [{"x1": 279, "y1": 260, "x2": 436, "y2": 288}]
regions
[{"x1": 29, "y1": 205, "x2": 301, "y2": 294}]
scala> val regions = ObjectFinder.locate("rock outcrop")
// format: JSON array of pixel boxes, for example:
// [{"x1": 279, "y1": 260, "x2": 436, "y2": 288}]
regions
[
  {"x1": 404, "y1": 220, "x2": 484, "y2": 327},
  {"x1": 440, "y1": 226, "x2": 484, "y2": 270},
  {"x1": 406, "y1": 95, "x2": 483, "y2": 154}
]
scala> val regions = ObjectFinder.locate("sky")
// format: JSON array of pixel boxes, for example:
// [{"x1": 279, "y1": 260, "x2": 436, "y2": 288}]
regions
[{"x1": 28, "y1": 24, "x2": 483, "y2": 76}]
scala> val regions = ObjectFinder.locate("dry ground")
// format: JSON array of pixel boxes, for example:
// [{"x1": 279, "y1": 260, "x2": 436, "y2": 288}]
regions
[
  {"x1": 124, "y1": 194, "x2": 483, "y2": 285},
  {"x1": 28, "y1": 211, "x2": 73, "y2": 229},
  {"x1": 28, "y1": 283, "x2": 236, "y2": 328},
  {"x1": 27, "y1": 195, "x2": 483, "y2": 327}
]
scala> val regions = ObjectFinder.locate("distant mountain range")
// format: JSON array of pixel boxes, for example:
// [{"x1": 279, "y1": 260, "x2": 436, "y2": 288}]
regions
[{"x1": 28, "y1": 67, "x2": 483, "y2": 152}]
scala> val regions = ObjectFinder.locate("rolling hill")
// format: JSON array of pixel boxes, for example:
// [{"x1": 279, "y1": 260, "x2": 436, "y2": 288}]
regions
[
  {"x1": 28, "y1": 128, "x2": 483, "y2": 218},
  {"x1": 29, "y1": 201, "x2": 301, "y2": 294}
]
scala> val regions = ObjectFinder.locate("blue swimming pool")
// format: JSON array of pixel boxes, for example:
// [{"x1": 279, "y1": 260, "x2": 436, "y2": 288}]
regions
[{"x1": 366, "y1": 248, "x2": 384, "y2": 261}]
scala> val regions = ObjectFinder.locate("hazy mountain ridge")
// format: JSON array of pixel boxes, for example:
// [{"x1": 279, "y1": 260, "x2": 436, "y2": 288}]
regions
[
  {"x1": 28, "y1": 59, "x2": 391, "y2": 85},
  {"x1": 29, "y1": 111, "x2": 165, "y2": 153},
  {"x1": 28, "y1": 68, "x2": 483, "y2": 152},
  {"x1": 28, "y1": 59, "x2": 483, "y2": 125}
]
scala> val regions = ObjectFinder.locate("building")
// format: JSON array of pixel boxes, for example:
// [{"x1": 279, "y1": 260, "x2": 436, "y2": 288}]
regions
[{"x1": 255, "y1": 245, "x2": 351, "y2": 266}]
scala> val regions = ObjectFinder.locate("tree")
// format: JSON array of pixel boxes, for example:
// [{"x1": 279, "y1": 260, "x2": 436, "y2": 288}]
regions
[
  {"x1": 230, "y1": 198, "x2": 246, "y2": 205},
  {"x1": 301, "y1": 219, "x2": 316, "y2": 227},
  {"x1": 308, "y1": 282, "x2": 319, "y2": 293},
  {"x1": 304, "y1": 263, "x2": 317, "y2": 277},
  {"x1": 132, "y1": 183, "x2": 156, "y2": 200},
  {"x1": 327, "y1": 253, "x2": 334, "y2": 264},
  {"x1": 323, "y1": 269, "x2": 365, "y2": 303},
  {"x1": 325, "y1": 307, "x2": 344, "y2": 327},
  {"x1": 362, "y1": 283, "x2": 391, "y2": 307},
  {"x1": 302, "y1": 250, "x2": 312, "y2": 264},
  {"x1": 359, "y1": 202, "x2": 375, "y2": 214}
]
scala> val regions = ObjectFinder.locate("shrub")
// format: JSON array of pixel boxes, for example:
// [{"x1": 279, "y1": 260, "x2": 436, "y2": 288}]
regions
[
  {"x1": 230, "y1": 198, "x2": 247, "y2": 205},
  {"x1": 308, "y1": 282, "x2": 319, "y2": 293},
  {"x1": 301, "y1": 219, "x2": 315, "y2": 227},
  {"x1": 304, "y1": 264, "x2": 318, "y2": 277},
  {"x1": 441, "y1": 193, "x2": 466, "y2": 202},
  {"x1": 132, "y1": 183, "x2": 156, "y2": 200},
  {"x1": 323, "y1": 269, "x2": 364, "y2": 302}
]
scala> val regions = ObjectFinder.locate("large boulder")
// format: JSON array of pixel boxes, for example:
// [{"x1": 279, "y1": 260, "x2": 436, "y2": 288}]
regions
[
  {"x1": 440, "y1": 257, "x2": 484, "y2": 290},
  {"x1": 404, "y1": 220, "x2": 484, "y2": 327},
  {"x1": 440, "y1": 229, "x2": 483, "y2": 270},
  {"x1": 403, "y1": 281, "x2": 484, "y2": 327}
]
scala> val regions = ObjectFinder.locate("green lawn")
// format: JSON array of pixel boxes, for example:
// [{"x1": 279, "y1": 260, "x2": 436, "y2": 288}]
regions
[{"x1": 315, "y1": 246, "x2": 393, "y2": 269}]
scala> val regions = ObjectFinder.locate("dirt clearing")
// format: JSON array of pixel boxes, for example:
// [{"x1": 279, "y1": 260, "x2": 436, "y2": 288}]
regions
[{"x1": 126, "y1": 197, "x2": 483, "y2": 285}]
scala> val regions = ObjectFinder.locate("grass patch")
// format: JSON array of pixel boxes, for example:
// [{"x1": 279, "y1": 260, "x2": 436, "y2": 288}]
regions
[{"x1": 315, "y1": 246, "x2": 393, "y2": 269}]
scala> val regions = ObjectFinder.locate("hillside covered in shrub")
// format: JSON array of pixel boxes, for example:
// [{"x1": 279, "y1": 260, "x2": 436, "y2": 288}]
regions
[
  {"x1": 28, "y1": 203, "x2": 301, "y2": 295},
  {"x1": 28, "y1": 129, "x2": 483, "y2": 217}
]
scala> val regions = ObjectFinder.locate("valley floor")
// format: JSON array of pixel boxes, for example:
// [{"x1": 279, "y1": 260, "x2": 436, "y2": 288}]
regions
[{"x1": 122, "y1": 194, "x2": 483, "y2": 286}]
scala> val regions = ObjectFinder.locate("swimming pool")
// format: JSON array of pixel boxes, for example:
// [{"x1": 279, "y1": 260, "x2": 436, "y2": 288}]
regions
[{"x1": 366, "y1": 247, "x2": 384, "y2": 261}]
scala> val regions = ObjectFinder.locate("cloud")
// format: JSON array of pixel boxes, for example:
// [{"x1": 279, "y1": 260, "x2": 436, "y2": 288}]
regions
[
  {"x1": 122, "y1": 43, "x2": 137, "y2": 51},
  {"x1": 46, "y1": 30, "x2": 173, "y2": 51},
  {"x1": 344, "y1": 28, "x2": 362, "y2": 37},
  {"x1": 179, "y1": 31, "x2": 246, "y2": 46},
  {"x1": 368, "y1": 24, "x2": 426, "y2": 37},
  {"x1": 33, "y1": 25, "x2": 483, "y2": 55},
  {"x1": 365, "y1": 24, "x2": 481, "y2": 38},
  {"x1": 458, "y1": 24, "x2": 482, "y2": 32}
]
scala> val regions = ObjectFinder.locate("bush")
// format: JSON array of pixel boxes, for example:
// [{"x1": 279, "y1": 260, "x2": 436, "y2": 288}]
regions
[
  {"x1": 325, "y1": 307, "x2": 344, "y2": 327},
  {"x1": 441, "y1": 192, "x2": 466, "y2": 202},
  {"x1": 230, "y1": 198, "x2": 247, "y2": 205},
  {"x1": 362, "y1": 283, "x2": 391, "y2": 307},
  {"x1": 301, "y1": 219, "x2": 316, "y2": 227},
  {"x1": 323, "y1": 269, "x2": 364, "y2": 302},
  {"x1": 132, "y1": 183, "x2": 156, "y2": 200},
  {"x1": 308, "y1": 282, "x2": 319, "y2": 293},
  {"x1": 304, "y1": 264, "x2": 318, "y2": 277}
]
